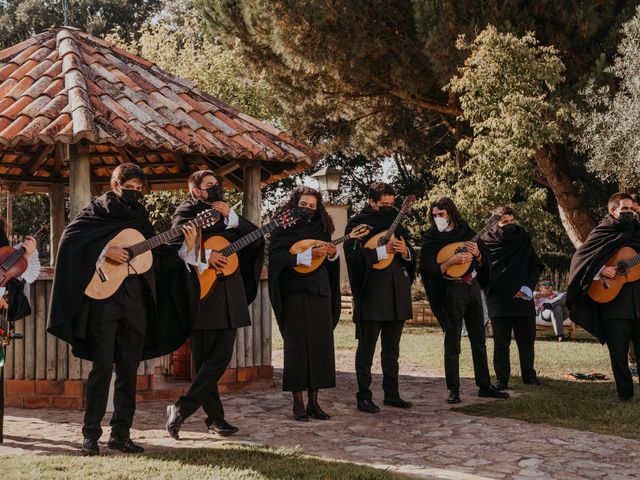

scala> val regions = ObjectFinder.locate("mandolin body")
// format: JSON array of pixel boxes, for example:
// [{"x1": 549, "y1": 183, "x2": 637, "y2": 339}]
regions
[
  {"x1": 290, "y1": 239, "x2": 327, "y2": 274},
  {"x1": 436, "y1": 242, "x2": 472, "y2": 278},
  {"x1": 364, "y1": 231, "x2": 396, "y2": 270}
]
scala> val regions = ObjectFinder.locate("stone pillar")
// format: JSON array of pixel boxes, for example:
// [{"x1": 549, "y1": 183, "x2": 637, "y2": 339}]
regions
[
  {"x1": 325, "y1": 203, "x2": 349, "y2": 288},
  {"x1": 68, "y1": 144, "x2": 91, "y2": 220},
  {"x1": 49, "y1": 183, "x2": 65, "y2": 265},
  {"x1": 242, "y1": 162, "x2": 262, "y2": 223}
]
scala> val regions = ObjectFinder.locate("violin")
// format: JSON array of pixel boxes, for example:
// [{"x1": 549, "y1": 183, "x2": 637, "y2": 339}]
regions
[{"x1": 0, "y1": 225, "x2": 47, "y2": 287}]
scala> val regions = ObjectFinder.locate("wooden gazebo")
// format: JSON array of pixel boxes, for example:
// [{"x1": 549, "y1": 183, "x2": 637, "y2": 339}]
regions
[{"x1": 0, "y1": 27, "x2": 318, "y2": 407}]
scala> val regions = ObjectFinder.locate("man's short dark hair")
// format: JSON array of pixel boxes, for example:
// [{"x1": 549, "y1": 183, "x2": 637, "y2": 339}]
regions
[
  {"x1": 110, "y1": 163, "x2": 145, "y2": 186},
  {"x1": 629, "y1": 193, "x2": 639, "y2": 205},
  {"x1": 608, "y1": 192, "x2": 633, "y2": 211},
  {"x1": 188, "y1": 170, "x2": 217, "y2": 195},
  {"x1": 368, "y1": 182, "x2": 395, "y2": 202},
  {"x1": 493, "y1": 205, "x2": 514, "y2": 217}
]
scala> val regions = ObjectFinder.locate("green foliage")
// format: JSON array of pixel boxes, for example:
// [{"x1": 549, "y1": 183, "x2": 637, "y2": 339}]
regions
[
  {"x1": 0, "y1": 0, "x2": 162, "y2": 48},
  {"x1": 0, "y1": 193, "x2": 52, "y2": 237},
  {"x1": 108, "y1": 0, "x2": 282, "y2": 122},
  {"x1": 142, "y1": 190, "x2": 189, "y2": 233},
  {"x1": 577, "y1": 6, "x2": 640, "y2": 189},
  {"x1": 446, "y1": 26, "x2": 571, "y2": 253}
]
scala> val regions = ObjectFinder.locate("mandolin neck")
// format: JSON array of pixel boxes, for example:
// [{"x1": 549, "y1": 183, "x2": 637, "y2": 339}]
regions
[{"x1": 379, "y1": 213, "x2": 404, "y2": 246}]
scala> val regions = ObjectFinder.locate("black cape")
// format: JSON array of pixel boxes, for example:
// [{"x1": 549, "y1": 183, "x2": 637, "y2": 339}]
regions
[
  {"x1": 419, "y1": 223, "x2": 489, "y2": 331},
  {"x1": 47, "y1": 192, "x2": 199, "y2": 361},
  {"x1": 171, "y1": 198, "x2": 264, "y2": 305},
  {"x1": 481, "y1": 225, "x2": 544, "y2": 316},
  {"x1": 567, "y1": 215, "x2": 640, "y2": 343},
  {"x1": 268, "y1": 216, "x2": 341, "y2": 329},
  {"x1": 344, "y1": 205, "x2": 416, "y2": 324}
]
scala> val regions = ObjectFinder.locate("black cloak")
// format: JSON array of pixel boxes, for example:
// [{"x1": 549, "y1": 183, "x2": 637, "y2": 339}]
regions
[
  {"x1": 480, "y1": 224, "x2": 544, "y2": 317},
  {"x1": 419, "y1": 223, "x2": 489, "y2": 331},
  {"x1": 567, "y1": 215, "x2": 640, "y2": 343},
  {"x1": 344, "y1": 205, "x2": 416, "y2": 325},
  {"x1": 47, "y1": 192, "x2": 199, "y2": 361},
  {"x1": 268, "y1": 215, "x2": 341, "y2": 329},
  {"x1": 171, "y1": 198, "x2": 264, "y2": 306}
]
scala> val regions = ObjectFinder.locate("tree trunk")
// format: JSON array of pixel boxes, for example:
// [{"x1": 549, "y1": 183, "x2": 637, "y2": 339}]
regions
[{"x1": 534, "y1": 148, "x2": 595, "y2": 247}]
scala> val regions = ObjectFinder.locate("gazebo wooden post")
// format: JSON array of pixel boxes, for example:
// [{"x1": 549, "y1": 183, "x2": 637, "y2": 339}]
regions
[
  {"x1": 49, "y1": 183, "x2": 65, "y2": 265},
  {"x1": 242, "y1": 162, "x2": 262, "y2": 224},
  {"x1": 68, "y1": 144, "x2": 91, "y2": 221},
  {"x1": 67, "y1": 143, "x2": 92, "y2": 379}
]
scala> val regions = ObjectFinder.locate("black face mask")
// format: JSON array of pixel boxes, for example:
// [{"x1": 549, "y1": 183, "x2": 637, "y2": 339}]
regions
[
  {"x1": 204, "y1": 184, "x2": 224, "y2": 202},
  {"x1": 120, "y1": 188, "x2": 143, "y2": 206},
  {"x1": 500, "y1": 223, "x2": 517, "y2": 234},
  {"x1": 377, "y1": 206, "x2": 394, "y2": 213},
  {"x1": 298, "y1": 207, "x2": 316, "y2": 221},
  {"x1": 618, "y1": 211, "x2": 636, "y2": 224}
]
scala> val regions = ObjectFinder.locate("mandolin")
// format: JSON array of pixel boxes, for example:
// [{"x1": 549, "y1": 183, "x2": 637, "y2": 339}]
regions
[
  {"x1": 587, "y1": 246, "x2": 640, "y2": 303},
  {"x1": 364, "y1": 195, "x2": 416, "y2": 270},
  {"x1": 290, "y1": 224, "x2": 371, "y2": 274},
  {"x1": 84, "y1": 210, "x2": 220, "y2": 300},
  {"x1": 198, "y1": 209, "x2": 300, "y2": 299},
  {"x1": 436, "y1": 214, "x2": 500, "y2": 278}
]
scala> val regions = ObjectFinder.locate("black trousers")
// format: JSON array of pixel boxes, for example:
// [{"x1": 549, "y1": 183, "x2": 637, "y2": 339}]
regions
[
  {"x1": 176, "y1": 328, "x2": 237, "y2": 425},
  {"x1": 443, "y1": 281, "x2": 492, "y2": 392},
  {"x1": 602, "y1": 317, "x2": 640, "y2": 398},
  {"x1": 355, "y1": 320, "x2": 405, "y2": 401},
  {"x1": 82, "y1": 284, "x2": 146, "y2": 440},
  {"x1": 492, "y1": 315, "x2": 537, "y2": 386}
]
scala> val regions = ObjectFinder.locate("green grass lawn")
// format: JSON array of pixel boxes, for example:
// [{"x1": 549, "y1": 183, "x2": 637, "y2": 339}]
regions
[
  {"x1": 0, "y1": 445, "x2": 412, "y2": 480},
  {"x1": 274, "y1": 317, "x2": 640, "y2": 441}
]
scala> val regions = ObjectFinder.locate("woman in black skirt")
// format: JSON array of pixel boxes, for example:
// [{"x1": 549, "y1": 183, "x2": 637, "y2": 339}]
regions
[{"x1": 269, "y1": 187, "x2": 341, "y2": 421}]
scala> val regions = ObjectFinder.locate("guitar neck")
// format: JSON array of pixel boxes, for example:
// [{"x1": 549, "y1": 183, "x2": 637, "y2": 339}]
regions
[
  {"x1": 127, "y1": 226, "x2": 185, "y2": 258},
  {"x1": 219, "y1": 220, "x2": 277, "y2": 257}
]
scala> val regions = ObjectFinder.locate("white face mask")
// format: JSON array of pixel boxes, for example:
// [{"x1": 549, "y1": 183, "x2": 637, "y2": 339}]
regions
[{"x1": 434, "y1": 216, "x2": 449, "y2": 232}]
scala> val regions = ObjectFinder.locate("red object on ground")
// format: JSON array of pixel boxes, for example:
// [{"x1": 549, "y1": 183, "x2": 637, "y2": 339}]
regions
[{"x1": 172, "y1": 340, "x2": 192, "y2": 380}]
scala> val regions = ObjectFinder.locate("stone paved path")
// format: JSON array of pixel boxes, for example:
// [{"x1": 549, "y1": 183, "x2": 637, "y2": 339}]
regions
[{"x1": 1, "y1": 350, "x2": 640, "y2": 479}]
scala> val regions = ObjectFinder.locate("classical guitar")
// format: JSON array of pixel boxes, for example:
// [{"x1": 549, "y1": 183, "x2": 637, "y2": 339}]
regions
[
  {"x1": 364, "y1": 195, "x2": 416, "y2": 270},
  {"x1": 290, "y1": 224, "x2": 371, "y2": 274},
  {"x1": 436, "y1": 214, "x2": 500, "y2": 278},
  {"x1": 587, "y1": 246, "x2": 640, "y2": 303},
  {"x1": 198, "y1": 209, "x2": 300, "y2": 299},
  {"x1": 84, "y1": 210, "x2": 220, "y2": 300},
  {"x1": 0, "y1": 224, "x2": 48, "y2": 287}
]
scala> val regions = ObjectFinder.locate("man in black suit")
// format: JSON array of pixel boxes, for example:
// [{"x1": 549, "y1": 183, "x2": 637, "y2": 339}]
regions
[
  {"x1": 568, "y1": 192, "x2": 640, "y2": 401},
  {"x1": 481, "y1": 206, "x2": 544, "y2": 390},
  {"x1": 166, "y1": 170, "x2": 264, "y2": 437},
  {"x1": 345, "y1": 182, "x2": 416, "y2": 413}
]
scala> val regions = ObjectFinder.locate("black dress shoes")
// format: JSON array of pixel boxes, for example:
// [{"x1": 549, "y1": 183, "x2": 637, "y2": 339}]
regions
[
  {"x1": 107, "y1": 435, "x2": 144, "y2": 453},
  {"x1": 208, "y1": 418, "x2": 239, "y2": 436},
  {"x1": 478, "y1": 385, "x2": 510, "y2": 399},
  {"x1": 524, "y1": 377, "x2": 542, "y2": 386},
  {"x1": 166, "y1": 404, "x2": 184, "y2": 440},
  {"x1": 383, "y1": 397, "x2": 413, "y2": 409},
  {"x1": 357, "y1": 399, "x2": 381, "y2": 413},
  {"x1": 495, "y1": 380, "x2": 508, "y2": 391},
  {"x1": 81, "y1": 438, "x2": 99, "y2": 456},
  {"x1": 306, "y1": 405, "x2": 331, "y2": 420},
  {"x1": 446, "y1": 391, "x2": 461, "y2": 404}
]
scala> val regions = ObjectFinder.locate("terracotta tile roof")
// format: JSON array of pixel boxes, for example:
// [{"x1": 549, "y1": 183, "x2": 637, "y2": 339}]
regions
[{"x1": 0, "y1": 27, "x2": 318, "y2": 191}]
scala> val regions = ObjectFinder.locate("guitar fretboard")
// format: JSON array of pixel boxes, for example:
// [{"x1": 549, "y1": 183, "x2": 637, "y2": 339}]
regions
[
  {"x1": 219, "y1": 220, "x2": 279, "y2": 257},
  {"x1": 379, "y1": 212, "x2": 405, "y2": 246}
]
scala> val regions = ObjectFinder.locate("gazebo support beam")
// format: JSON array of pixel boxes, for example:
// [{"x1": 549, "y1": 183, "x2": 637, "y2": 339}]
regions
[
  {"x1": 242, "y1": 162, "x2": 261, "y2": 224},
  {"x1": 49, "y1": 183, "x2": 65, "y2": 265},
  {"x1": 68, "y1": 144, "x2": 91, "y2": 220}
]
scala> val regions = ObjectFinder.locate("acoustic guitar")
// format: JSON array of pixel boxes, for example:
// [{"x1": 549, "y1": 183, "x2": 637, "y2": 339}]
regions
[
  {"x1": 436, "y1": 214, "x2": 500, "y2": 278},
  {"x1": 587, "y1": 246, "x2": 640, "y2": 303},
  {"x1": 290, "y1": 224, "x2": 371, "y2": 274},
  {"x1": 84, "y1": 210, "x2": 220, "y2": 300},
  {"x1": 198, "y1": 209, "x2": 300, "y2": 299},
  {"x1": 364, "y1": 195, "x2": 416, "y2": 270}
]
